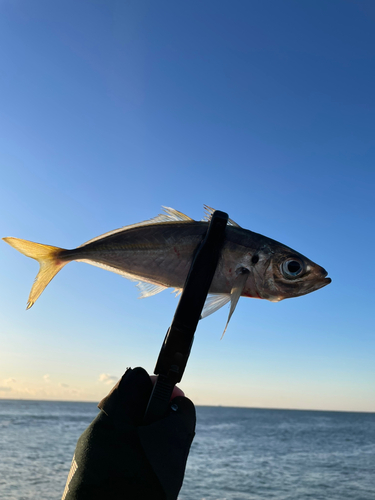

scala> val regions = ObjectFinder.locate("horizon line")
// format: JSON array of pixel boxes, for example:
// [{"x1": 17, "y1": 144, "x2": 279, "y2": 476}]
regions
[{"x1": 1, "y1": 397, "x2": 374, "y2": 415}]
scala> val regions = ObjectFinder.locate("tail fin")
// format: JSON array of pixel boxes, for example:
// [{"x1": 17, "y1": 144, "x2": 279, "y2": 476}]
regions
[{"x1": 3, "y1": 237, "x2": 67, "y2": 309}]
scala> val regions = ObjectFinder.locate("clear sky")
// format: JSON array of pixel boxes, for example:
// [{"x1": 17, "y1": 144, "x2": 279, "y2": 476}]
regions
[{"x1": 0, "y1": 0, "x2": 374, "y2": 412}]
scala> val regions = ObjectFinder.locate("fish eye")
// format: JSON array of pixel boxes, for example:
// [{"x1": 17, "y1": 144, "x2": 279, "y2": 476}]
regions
[{"x1": 281, "y1": 259, "x2": 304, "y2": 278}]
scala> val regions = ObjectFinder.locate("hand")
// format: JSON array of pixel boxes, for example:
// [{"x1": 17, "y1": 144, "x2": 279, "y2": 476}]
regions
[{"x1": 62, "y1": 367, "x2": 196, "y2": 500}]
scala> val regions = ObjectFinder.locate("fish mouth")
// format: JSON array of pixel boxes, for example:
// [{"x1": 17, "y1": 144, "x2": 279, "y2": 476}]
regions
[
  {"x1": 298, "y1": 275, "x2": 331, "y2": 297},
  {"x1": 314, "y1": 276, "x2": 331, "y2": 290},
  {"x1": 305, "y1": 267, "x2": 331, "y2": 292},
  {"x1": 319, "y1": 268, "x2": 331, "y2": 288}
]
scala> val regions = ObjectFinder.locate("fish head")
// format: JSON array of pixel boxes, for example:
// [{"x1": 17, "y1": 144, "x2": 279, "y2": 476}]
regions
[{"x1": 253, "y1": 245, "x2": 331, "y2": 302}]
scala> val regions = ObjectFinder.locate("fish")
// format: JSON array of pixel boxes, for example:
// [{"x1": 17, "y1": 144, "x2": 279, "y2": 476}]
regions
[{"x1": 3, "y1": 206, "x2": 331, "y2": 335}]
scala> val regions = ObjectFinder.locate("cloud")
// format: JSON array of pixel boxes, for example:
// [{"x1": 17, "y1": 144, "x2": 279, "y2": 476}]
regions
[
  {"x1": 5, "y1": 378, "x2": 16, "y2": 384},
  {"x1": 0, "y1": 379, "x2": 16, "y2": 391},
  {"x1": 59, "y1": 383, "x2": 69, "y2": 388},
  {"x1": 43, "y1": 374, "x2": 50, "y2": 382},
  {"x1": 99, "y1": 373, "x2": 118, "y2": 385}
]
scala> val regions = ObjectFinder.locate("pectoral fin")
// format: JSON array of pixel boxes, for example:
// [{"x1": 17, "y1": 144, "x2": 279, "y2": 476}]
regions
[
  {"x1": 221, "y1": 267, "x2": 250, "y2": 338},
  {"x1": 201, "y1": 293, "x2": 231, "y2": 319}
]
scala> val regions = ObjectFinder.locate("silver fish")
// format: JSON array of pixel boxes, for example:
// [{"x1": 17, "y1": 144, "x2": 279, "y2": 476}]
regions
[{"x1": 3, "y1": 206, "x2": 331, "y2": 334}]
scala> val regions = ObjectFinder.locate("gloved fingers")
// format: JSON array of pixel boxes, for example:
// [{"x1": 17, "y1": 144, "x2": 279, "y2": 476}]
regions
[
  {"x1": 138, "y1": 396, "x2": 196, "y2": 500},
  {"x1": 98, "y1": 367, "x2": 153, "y2": 428},
  {"x1": 65, "y1": 368, "x2": 195, "y2": 500},
  {"x1": 169, "y1": 395, "x2": 196, "y2": 434}
]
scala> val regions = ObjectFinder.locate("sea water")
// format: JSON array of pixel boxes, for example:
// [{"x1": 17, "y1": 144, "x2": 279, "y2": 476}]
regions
[{"x1": 0, "y1": 400, "x2": 374, "y2": 500}]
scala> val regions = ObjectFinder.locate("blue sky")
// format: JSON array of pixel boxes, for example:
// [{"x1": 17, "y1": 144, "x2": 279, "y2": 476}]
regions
[{"x1": 0, "y1": 1, "x2": 374, "y2": 411}]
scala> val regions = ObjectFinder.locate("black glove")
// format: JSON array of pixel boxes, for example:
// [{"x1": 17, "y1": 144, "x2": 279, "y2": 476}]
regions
[{"x1": 62, "y1": 367, "x2": 196, "y2": 500}]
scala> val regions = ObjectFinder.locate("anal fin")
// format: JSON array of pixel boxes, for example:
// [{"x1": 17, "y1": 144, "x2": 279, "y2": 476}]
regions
[{"x1": 136, "y1": 281, "x2": 167, "y2": 298}]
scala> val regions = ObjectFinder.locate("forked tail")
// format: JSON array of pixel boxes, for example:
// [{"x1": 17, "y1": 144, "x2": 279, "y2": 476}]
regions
[{"x1": 2, "y1": 237, "x2": 67, "y2": 309}]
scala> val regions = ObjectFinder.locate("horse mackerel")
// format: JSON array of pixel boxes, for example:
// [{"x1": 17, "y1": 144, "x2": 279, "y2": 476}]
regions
[{"x1": 3, "y1": 206, "x2": 331, "y2": 333}]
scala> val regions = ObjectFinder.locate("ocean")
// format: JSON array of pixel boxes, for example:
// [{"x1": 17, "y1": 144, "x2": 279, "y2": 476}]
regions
[{"x1": 0, "y1": 400, "x2": 374, "y2": 500}]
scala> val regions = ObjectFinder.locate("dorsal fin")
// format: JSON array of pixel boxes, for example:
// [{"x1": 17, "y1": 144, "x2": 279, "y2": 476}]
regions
[
  {"x1": 203, "y1": 205, "x2": 241, "y2": 228},
  {"x1": 160, "y1": 206, "x2": 194, "y2": 222},
  {"x1": 80, "y1": 207, "x2": 194, "y2": 247}
]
